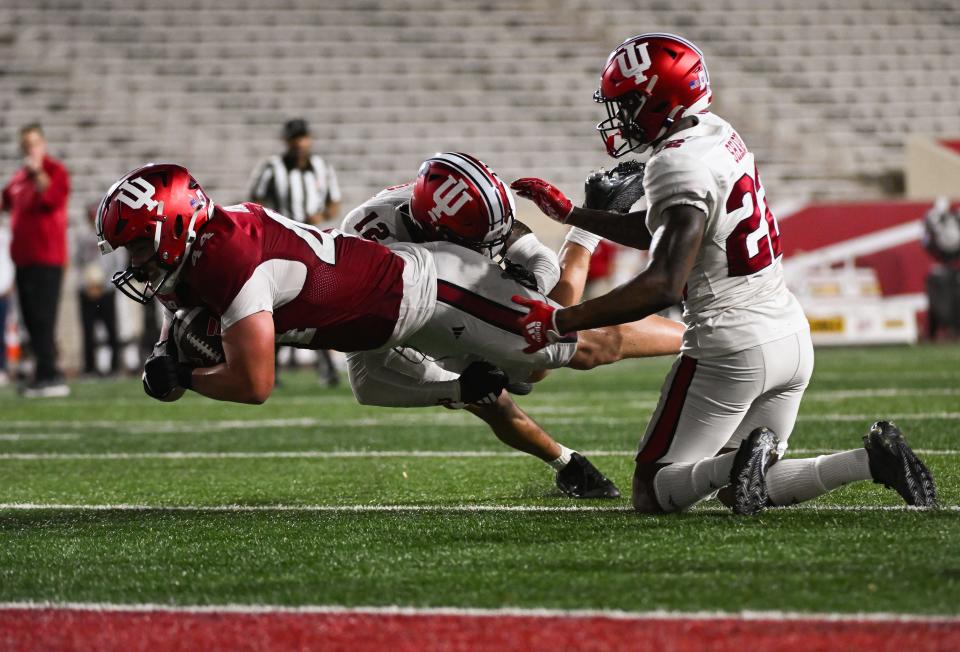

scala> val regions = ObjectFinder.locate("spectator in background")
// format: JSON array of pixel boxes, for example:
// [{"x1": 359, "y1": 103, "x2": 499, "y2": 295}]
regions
[
  {"x1": 248, "y1": 118, "x2": 343, "y2": 386},
  {"x1": 923, "y1": 197, "x2": 960, "y2": 340},
  {"x1": 249, "y1": 118, "x2": 342, "y2": 226},
  {"x1": 74, "y1": 202, "x2": 123, "y2": 376},
  {"x1": 0, "y1": 124, "x2": 70, "y2": 398},
  {"x1": 0, "y1": 217, "x2": 11, "y2": 386}
]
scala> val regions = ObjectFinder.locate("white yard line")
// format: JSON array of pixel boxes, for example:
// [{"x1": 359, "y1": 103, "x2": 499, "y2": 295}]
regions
[
  {"x1": 0, "y1": 502, "x2": 953, "y2": 513},
  {"x1": 3, "y1": 411, "x2": 960, "y2": 434},
  {"x1": 0, "y1": 448, "x2": 956, "y2": 461},
  {"x1": 0, "y1": 434, "x2": 79, "y2": 441},
  {"x1": 0, "y1": 601, "x2": 956, "y2": 623},
  {"x1": 802, "y1": 387, "x2": 960, "y2": 400}
]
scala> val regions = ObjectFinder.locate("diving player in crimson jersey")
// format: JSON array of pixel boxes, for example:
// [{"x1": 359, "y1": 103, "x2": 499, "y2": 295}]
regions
[
  {"x1": 510, "y1": 33, "x2": 937, "y2": 514},
  {"x1": 96, "y1": 162, "x2": 670, "y2": 502}
]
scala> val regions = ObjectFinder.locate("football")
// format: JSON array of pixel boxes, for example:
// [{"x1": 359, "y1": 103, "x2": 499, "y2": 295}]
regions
[{"x1": 172, "y1": 307, "x2": 225, "y2": 367}]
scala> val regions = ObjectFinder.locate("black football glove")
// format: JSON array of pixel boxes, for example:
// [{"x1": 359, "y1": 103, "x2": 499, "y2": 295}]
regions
[
  {"x1": 458, "y1": 361, "x2": 513, "y2": 405},
  {"x1": 583, "y1": 160, "x2": 646, "y2": 214},
  {"x1": 142, "y1": 339, "x2": 193, "y2": 400},
  {"x1": 458, "y1": 361, "x2": 534, "y2": 405}
]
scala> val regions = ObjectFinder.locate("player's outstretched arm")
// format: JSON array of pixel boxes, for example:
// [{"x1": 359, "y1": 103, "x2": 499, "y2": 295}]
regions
[
  {"x1": 510, "y1": 178, "x2": 652, "y2": 250},
  {"x1": 189, "y1": 311, "x2": 276, "y2": 404},
  {"x1": 558, "y1": 204, "x2": 705, "y2": 333},
  {"x1": 514, "y1": 205, "x2": 704, "y2": 352}
]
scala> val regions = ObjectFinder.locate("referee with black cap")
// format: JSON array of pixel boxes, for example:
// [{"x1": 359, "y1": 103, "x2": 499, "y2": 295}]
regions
[{"x1": 248, "y1": 118, "x2": 343, "y2": 385}]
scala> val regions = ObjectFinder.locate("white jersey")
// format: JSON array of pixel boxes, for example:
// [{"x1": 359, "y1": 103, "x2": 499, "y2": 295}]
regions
[
  {"x1": 340, "y1": 183, "x2": 420, "y2": 247},
  {"x1": 341, "y1": 183, "x2": 566, "y2": 408},
  {"x1": 643, "y1": 112, "x2": 808, "y2": 358},
  {"x1": 342, "y1": 183, "x2": 560, "y2": 294}
]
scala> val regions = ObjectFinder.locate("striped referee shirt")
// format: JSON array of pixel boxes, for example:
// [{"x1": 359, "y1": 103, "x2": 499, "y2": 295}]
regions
[{"x1": 248, "y1": 153, "x2": 342, "y2": 223}]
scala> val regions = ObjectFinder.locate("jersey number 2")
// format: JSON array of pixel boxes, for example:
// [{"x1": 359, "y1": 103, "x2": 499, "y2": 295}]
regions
[
  {"x1": 725, "y1": 168, "x2": 782, "y2": 276},
  {"x1": 264, "y1": 207, "x2": 338, "y2": 265}
]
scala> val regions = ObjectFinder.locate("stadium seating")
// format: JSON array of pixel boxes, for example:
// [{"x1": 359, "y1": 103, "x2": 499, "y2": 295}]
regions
[{"x1": 1, "y1": 0, "x2": 958, "y2": 222}]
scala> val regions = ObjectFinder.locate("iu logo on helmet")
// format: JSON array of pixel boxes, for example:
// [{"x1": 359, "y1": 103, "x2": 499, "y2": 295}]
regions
[
  {"x1": 116, "y1": 177, "x2": 162, "y2": 215},
  {"x1": 429, "y1": 176, "x2": 472, "y2": 221},
  {"x1": 616, "y1": 41, "x2": 652, "y2": 84}
]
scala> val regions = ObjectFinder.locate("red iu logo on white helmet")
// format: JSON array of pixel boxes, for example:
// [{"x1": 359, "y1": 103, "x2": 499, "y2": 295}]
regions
[{"x1": 429, "y1": 176, "x2": 473, "y2": 222}]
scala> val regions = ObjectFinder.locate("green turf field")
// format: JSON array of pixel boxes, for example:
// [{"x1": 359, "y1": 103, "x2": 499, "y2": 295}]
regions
[{"x1": 1, "y1": 345, "x2": 958, "y2": 614}]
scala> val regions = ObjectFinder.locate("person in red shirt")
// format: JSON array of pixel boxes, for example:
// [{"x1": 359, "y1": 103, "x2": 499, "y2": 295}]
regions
[{"x1": 0, "y1": 123, "x2": 70, "y2": 397}]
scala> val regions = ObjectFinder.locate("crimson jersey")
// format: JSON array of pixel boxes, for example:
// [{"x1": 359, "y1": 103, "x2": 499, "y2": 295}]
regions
[{"x1": 157, "y1": 202, "x2": 406, "y2": 351}]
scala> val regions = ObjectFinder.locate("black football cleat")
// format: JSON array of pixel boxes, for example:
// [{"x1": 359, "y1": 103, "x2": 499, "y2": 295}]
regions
[
  {"x1": 729, "y1": 427, "x2": 780, "y2": 515},
  {"x1": 864, "y1": 420, "x2": 937, "y2": 508},
  {"x1": 556, "y1": 453, "x2": 621, "y2": 499}
]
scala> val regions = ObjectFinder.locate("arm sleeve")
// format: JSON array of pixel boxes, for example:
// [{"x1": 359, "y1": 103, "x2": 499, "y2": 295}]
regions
[
  {"x1": 346, "y1": 349, "x2": 462, "y2": 407},
  {"x1": 643, "y1": 152, "x2": 717, "y2": 232},
  {"x1": 220, "y1": 264, "x2": 275, "y2": 331},
  {"x1": 564, "y1": 226, "x2": 602, "y2": 254},
  {"x1": 339, "y1": 206, "x2": 364, "y2": 235},
  {"x1": 192, "y1": 224, "x2": 263, "y2": 318},
  {"x1": 503, "y1": 232, "x2": 561, "y2": 294}
]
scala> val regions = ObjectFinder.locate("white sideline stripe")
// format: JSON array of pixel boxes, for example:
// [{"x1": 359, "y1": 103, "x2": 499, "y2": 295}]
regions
[
  {"x1": 0, "y1": 601, "x2": 956, "y2": 624},
  {"x1": 3, "y1": 411, "x2": 960, "y2": 434},
  {"x1": 0, "y1": 503, "x2": 954, "y2": 513},
  {"x1": 0, "y1": 447, "x2": 957, "y2": 461},
  {"x1": 0, "y1": 434, "x2": 79, "y2": 441}
]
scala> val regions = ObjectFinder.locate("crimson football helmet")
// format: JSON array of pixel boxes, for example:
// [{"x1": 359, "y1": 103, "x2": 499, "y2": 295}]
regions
[
  {"x1": 96, "y1": 163, "x2": 213, "y2": 303},
  {"x1": 595, "y1": 33, "x2": 712, "y2": 157},
  {"x1": 409, "y1": 152, "x2": 516, "y2": 258}
]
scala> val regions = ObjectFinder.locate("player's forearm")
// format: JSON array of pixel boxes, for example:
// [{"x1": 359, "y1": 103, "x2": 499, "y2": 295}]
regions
[
  {"x1": 555, "y1": 270, "x2": 679, "y2": 333},
  {"x1": 548, "y1": 241, "x2": 592, "y2": 307},
  {"x1": 189, "y1": 363, "x2": 274, "y2": 404},
  {"x1": 565, "y1": 207, "x2": 652, "y2": 250}
]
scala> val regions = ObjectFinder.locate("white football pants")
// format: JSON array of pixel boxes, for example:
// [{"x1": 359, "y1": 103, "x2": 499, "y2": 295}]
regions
[{"x1": 637, "y1": 329, "x2": 814, "y2": 464}]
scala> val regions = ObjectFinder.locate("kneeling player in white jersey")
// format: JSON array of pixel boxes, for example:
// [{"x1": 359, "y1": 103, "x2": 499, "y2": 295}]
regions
[
  {"x1": 341, "y1": 152, "x2": 683, "y2": 497},
  {"x1": 511, "y1": 33, "x2": 937, "y2": 514}
]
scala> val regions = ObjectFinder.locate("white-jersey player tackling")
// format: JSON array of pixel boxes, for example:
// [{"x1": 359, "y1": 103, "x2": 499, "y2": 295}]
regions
[
  {"x1": 511, "y1": 33, "x2": 936, "y2": 515},
  {"x1": 340, "y1": 152, "x2": 682, "y2": 497}
]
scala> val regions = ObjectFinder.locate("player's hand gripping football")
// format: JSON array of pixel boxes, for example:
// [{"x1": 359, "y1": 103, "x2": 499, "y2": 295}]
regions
[
  {"x1": 510, "y1": 178, "x2": 573, "y2": 223},
  {"x1": 583, "y1": 160, "x2": 646, "y2": 213},
  {"x1": 458, "y1": 361, "x2": 533, "y2": 405},
  {"x1": 142, "y1": 338, "x2": 193, "y2": 401},
  {"x1": 512, "y1": 295, "x2": 570, "y2": 353}
]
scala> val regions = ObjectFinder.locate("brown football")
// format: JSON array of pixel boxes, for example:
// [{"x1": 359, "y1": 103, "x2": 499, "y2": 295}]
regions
[{"x1": 172, "y1": 307, "x2": 225, "y2": 367}]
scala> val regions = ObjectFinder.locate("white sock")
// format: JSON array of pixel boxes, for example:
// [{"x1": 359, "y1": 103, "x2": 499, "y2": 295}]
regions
[
  {"x1": 652, "y1": 451, "x2": 738, "y2": 512},
  {"x1": 766, "y1": 449, "x2": 872, "y2": 506},
  {"x1": 548, "y1": 444, "x2": 575, "y2": 471},
  {"x1": 564, "y1": 227, "x2": 601, "y2": 254}
]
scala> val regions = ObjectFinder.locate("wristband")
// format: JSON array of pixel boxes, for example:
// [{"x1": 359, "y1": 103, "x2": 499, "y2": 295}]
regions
[{"x1": 564, "y1": 227, "x2": 602, "y2": 254}]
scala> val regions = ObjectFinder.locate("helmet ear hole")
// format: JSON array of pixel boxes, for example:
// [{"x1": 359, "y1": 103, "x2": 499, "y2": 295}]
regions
[{"x1": 175, "y1": 215, "x2": 184, "y2": 238}]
